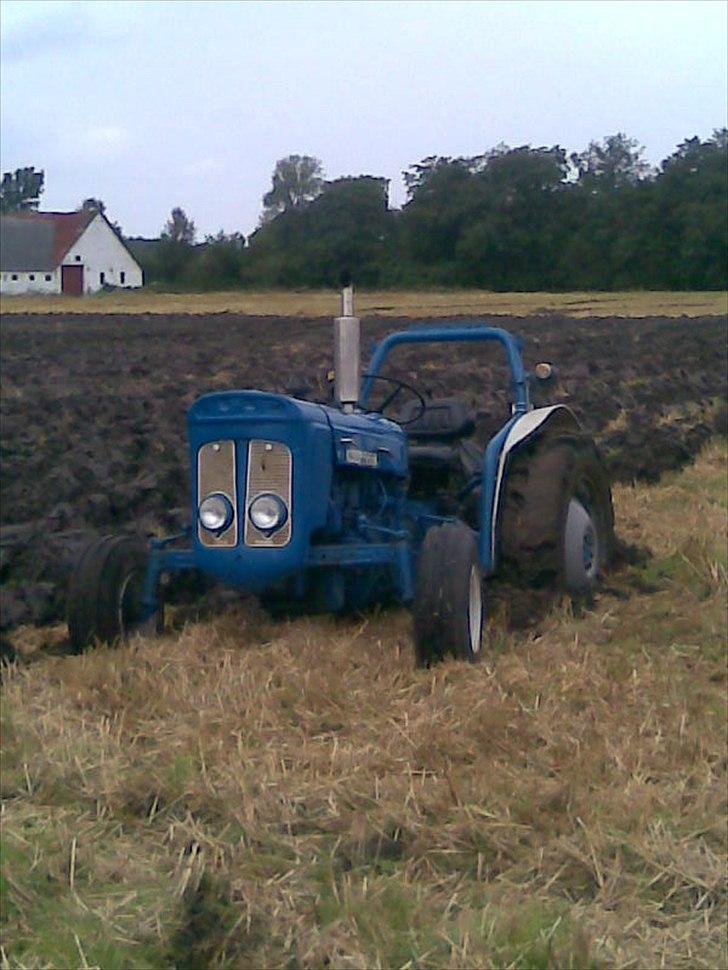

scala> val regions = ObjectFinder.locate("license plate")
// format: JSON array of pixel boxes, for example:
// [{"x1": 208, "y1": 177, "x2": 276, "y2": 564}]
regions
[{"x1": 345, "y1": 447, "x2": 378, "y2": 467}]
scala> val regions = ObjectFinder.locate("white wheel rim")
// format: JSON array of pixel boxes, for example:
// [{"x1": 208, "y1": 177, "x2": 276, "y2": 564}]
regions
[
  {"x1": 117, "y1": 572, "x2": 135, "y2": 634},
  {"x1": 468, "y1": 565, "x2": 483, "y2": 654},
  {"x1": 117, "y1": 570, "x2": 153, "y2": 638},
  {"x1": 564, "y1": 498, "x2": 599, "y2": 591}
]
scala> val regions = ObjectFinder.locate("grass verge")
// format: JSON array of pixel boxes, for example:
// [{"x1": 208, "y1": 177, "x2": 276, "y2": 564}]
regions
[
  {"x1": 2, "y1": 442, "x2": 726, "y2": 968},
  {"x1": 1, "y1": 289, "x2": 727, "y2": 318}
]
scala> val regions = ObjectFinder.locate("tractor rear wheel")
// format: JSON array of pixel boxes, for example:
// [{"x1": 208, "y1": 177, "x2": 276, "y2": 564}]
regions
[
  {"x1": 67, "y1": 535, "x2": 163, "y2": 652},
  {"x1": 413, "y1": 522, "x2": 484, "y2": 666},
  {"x1": 500, "y1": 434, "x2": 614, "y2": 594}
]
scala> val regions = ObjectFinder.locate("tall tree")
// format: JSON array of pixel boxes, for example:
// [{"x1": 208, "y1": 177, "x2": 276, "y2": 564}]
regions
[
  {"x1": 249, "y1": 176, "x2": 389, "y2": 286},
  {"x1": 161, "y1": 207, "x2": 196, "y2": 244},
  {"x1": 0, "y1": 166, "x2": 44, "y2": 213},
  {"x1": 457, "y1": 145, "x2": 569, "y2": 289},
  {"x1": 400, "y1": 156, "x2": 478, "y2": 273},
  {"x1": 554, "y1": 135, "x2": 655, "y2": 288},
  {"x1": 261, "y1": 155, "x2": 324, "y2": 222},
  {"x1": 571, "y1": 133, "x2": 652, "y2": 189},
  {"x1": 190, "y1": 231, "x2": 245, "y2": 289},
  {"x1": 649, "y1": 129, "x2": 728, "y2": 288},
  {"x1": 399, "y1": 145, "x2": 569, "y2": 287},
  {"x1": 154, "y1": 207, "x2": 197, "y2": 283}
]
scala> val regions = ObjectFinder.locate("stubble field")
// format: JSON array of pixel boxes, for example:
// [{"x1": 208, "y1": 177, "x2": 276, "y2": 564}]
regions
[
  {"x1": 1, "y1": 288, "x2": 726, "y2": 319},
  {"x1": 1, "y1": 303, "x2": 726, "y2": 968}
]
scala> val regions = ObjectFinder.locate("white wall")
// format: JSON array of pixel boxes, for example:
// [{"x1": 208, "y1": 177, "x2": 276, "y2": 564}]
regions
[
  {"x1": 64, "y1": 214, "x2": 143, "y2": 293},
  {"x1": 0, "y1": 268, "x2": 60, "y2": 295}
]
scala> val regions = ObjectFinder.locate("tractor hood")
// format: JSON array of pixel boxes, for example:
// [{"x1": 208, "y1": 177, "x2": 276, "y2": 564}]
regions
[
  {"x1": 189, "y1": 390, "x2": 408, "y2": 478},
  {"x1": 188, "y1": 389, "x2": 327, "y2": 430},
  {"x1": 186, "y1": 390, "x2": 408, "y2": 590}
]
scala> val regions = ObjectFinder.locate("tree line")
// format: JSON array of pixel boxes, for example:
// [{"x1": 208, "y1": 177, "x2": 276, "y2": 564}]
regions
[{"x1": 2, "y1": 130, "x2": 726, "y2": 291}]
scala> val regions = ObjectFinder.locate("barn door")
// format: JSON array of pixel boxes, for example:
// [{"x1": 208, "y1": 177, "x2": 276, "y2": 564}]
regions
[{"x1": 61, "y1": 265, "x2": 84, "y2": 296}]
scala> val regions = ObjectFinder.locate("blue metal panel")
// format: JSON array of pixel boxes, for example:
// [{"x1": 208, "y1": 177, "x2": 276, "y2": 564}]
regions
[
  {"x1": 188, "y1": 390, "x2": 333, "y2": 590},
  {"x1": 142, "y1": 538, "x2": 197, "y2": 618},
  {"x1": 326, "y1": 408, "x2": 408, "y2": 477},
  {"x1": 307, "y1": 543, "x2": 398, "y2": 566},
  {"x1": 307, "y1": 540, "x2": 414, "y2": 602},
  {"x1": 361, "y1": 325, "x2": 530, "y2": 414}
]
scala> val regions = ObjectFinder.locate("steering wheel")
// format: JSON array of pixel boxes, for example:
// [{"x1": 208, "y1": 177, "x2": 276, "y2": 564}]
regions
[{"x1": 361, "y1": 374, "x2": 427, "y2": 426}]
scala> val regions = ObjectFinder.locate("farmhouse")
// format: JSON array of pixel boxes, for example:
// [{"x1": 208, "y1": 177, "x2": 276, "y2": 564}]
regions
[{"x1": 0, "y1": 209, "x2": 142, "y2": 296}]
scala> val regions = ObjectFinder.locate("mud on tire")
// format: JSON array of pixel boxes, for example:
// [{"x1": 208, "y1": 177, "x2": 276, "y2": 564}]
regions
[
  {"x1": 67, "y1": 535, "x2": 163, "y2": 652},
  {"x1": 499, "y1": 434, "x2": 614, "y2": 593}
]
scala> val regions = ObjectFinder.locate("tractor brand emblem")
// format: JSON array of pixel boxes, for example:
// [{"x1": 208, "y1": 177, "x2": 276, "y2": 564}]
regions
[{"x1": 345, "y1": 447, "x2": 378, "y2": 468}]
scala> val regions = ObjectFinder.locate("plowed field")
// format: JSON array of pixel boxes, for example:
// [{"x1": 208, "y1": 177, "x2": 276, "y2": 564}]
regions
[{"x1": 1, "y1": 312, "x2": 725, "y2": 633}]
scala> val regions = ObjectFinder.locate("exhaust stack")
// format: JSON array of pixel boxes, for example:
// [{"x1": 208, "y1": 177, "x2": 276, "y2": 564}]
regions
[{"x1": 333, "y1": 282, "x2": 360, "y2": 412}]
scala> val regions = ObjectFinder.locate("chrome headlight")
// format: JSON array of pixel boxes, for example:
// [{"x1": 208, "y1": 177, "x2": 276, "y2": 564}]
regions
[
  {"x1": 248, "y1": 493, "x2": 288, "y2": 533},
  {"x1": 198, "y1": 493, "x2": 234, "y2": 532}
]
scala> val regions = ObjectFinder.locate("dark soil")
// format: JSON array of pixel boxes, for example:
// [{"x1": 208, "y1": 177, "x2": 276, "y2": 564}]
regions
[{"x1": 1, "y1": 312, "x2": 725, "y2": 632}]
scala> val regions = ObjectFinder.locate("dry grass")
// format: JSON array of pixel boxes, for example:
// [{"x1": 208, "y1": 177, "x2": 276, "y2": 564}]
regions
[
  {"x1": 2, "y1": 442, "x2": 726, "y2": 969},
  {"x1": 1, "y1": 289, "x2": 726, "y2": 319}
]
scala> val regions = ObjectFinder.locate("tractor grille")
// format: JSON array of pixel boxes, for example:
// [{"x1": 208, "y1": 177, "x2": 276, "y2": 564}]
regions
[
  {"x1": 197, "y1": 440, "x2": 237, "y2": 548},
  {"x1": 244, "y1": 440, "x2": 292, "y2": 547}
]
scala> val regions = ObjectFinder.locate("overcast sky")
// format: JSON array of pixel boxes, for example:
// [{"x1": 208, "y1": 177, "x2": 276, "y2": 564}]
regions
[{"x1": 1, "y1": 0, "x2": 726, "y2": 238}]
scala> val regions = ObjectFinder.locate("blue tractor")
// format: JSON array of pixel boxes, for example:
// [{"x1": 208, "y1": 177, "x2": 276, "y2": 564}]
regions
[{"x1": 68, "y1": 288, "x2": 614, "y2": 665}]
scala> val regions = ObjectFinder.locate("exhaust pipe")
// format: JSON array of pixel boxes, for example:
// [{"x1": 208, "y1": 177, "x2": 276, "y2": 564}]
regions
[{"x1": 333, "y1": 282, "x2": 360, "y2": 412}]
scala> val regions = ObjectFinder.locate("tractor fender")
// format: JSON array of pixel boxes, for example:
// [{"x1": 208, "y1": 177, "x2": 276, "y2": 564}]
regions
[{"x1": 481, "y1": 405, "x2": 582, "y2": 572}]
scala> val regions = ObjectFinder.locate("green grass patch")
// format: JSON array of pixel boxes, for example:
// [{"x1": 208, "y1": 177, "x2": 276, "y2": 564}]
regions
[{"x1": 1, "y1": 825, "x2": 170, "y2": 969}]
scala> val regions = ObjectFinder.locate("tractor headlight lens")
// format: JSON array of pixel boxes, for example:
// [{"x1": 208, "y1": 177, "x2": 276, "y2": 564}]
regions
[
  {"x1": 198, "y1": 493, "x2": 233, "y2": 532},
  {"x1": 249, "y1": 493, "x2": 288, "y2": 533}
]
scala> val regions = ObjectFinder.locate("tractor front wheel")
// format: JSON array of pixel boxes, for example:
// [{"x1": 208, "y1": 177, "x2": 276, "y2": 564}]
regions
[
  {"x1": 67, "y1": 535, "x2": 163, "y2": 652},
  {"x1": 413, "y1": 522, "x2": 484, "y2": 666}
]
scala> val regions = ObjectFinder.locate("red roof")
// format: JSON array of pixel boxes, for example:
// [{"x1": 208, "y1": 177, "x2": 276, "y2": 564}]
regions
[{"x1": 13, "y1": 209, "x2": 96, "y2": 264}]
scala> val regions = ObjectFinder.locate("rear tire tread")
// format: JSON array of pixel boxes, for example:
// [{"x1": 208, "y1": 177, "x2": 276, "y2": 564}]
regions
[{"x1": 499, "y1": 433, "x2": 614, "y2": 592}]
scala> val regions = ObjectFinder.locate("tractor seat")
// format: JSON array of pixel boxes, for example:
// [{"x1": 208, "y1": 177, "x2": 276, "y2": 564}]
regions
[
  {"x1": 396, "y1": 397, "x2": 476, "y2": 441},
  {"x1": 396, "y1": 397, "x2": 481, "y2": 478}
]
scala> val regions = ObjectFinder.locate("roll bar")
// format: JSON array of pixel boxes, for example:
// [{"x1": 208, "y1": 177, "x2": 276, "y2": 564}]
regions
[{"x1": 360, "y1": 324, "x2": 530, "y2": 413}]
